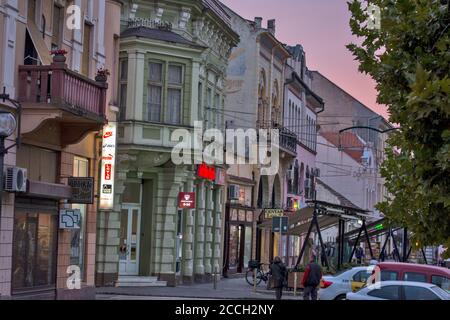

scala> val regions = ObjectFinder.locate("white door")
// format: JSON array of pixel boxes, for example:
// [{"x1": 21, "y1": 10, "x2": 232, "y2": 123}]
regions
[{"x1": 119, "y1": 205, "x2": 141, "y2": 275}]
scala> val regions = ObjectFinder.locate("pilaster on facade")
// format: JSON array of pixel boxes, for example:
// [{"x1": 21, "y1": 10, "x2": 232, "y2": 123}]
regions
[
  {"x1": 126, "y1": 50, "x2": 146, "y2": 121},
  {"x1": 194, "y1": 180, "x2": 206, "y2": 278},
  {"x1": 182, "y1": 176, "x2": 196, "y2": 280},
  {"x1": 212, "y1": 187, "x2": 223, "y2": 274},
  {"x1": 203, "y1": 183, "x2": 214, "y2": 275}
]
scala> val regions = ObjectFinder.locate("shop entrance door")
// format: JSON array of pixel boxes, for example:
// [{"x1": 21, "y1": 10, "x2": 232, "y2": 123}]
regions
[{"x1": 119, "y1": 205, "x2": 141, "y2": 275}]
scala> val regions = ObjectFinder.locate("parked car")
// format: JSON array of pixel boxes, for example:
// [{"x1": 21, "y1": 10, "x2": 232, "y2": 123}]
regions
[
  {"x1": 346, "y1": 281, "x2": 450, "y2": 300},
  {"x1": 375, "y1": 262, "x2": 450, "y2": 292},
  {"x1": 319, "y1": 266, "x2": 374, "y2": 300}
]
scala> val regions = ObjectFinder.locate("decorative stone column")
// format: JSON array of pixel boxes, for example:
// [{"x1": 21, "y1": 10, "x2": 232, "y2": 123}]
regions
[
  {"x1": 182, "y1": 174, "x2": 195, "y2": 283},
  {"x1": 194, "y1": 180, "x2": 205, "y2": 281},
  {"x1": 95, "y1": 169, "x2": 126, "y2": 287},
  {"x1": 212, "y1": 187, "x2": 223, "y2": 277},
  {"x1": 203, "y1": 182, "x2": 214, "y2": 277}
]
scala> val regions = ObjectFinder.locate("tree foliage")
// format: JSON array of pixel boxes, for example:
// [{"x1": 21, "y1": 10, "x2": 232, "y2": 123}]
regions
[{"x1": 347, "y1": 0, "x2": 450, "y2": 257}]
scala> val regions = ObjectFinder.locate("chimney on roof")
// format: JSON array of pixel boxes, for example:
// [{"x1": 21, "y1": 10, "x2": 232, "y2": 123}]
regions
[
  {"x1": 254, "y1": 17, "x2": 262, "y2": 29},
  {"x1": 268, "y1": 19, "x2": 276, "y2": 35}
]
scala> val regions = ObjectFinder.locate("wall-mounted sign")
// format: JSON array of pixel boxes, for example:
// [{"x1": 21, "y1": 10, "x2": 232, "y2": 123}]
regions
[
  {"x1": 197, "y1": 163, "x2": 215, "y2": 181},
  {"x1": 178, "y1": 192, "x2": 196, "y2": 209},
  {"x1": 99, "y1": 123, "x2": 117, "y2": 210},
  {"x1": 60, "y1": 209, "x2": 81, "y2": 229},
  {"x1": 68, "y1": 177, "x2": 94, "y2": 204},
  {"x1": 264, "y1": 209, "x2": 284, "y2": 219}
]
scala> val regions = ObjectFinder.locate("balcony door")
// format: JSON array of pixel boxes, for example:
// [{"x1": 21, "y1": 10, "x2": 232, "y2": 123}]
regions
[{"x1": 119, "y1": 205, "x2": 141, "y2": 275}]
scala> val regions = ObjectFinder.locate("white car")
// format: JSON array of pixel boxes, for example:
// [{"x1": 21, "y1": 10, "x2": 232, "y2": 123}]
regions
[
  {"x1": 319, "y1": 266, "x2": 374, "y2": 300},
  {"x1": 346, "y1": 281, "x2": 450, "y2": 300}
]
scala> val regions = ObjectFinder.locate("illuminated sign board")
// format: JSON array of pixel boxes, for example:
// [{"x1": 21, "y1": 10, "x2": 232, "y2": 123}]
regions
[
  {"x1": 99, "y1": 123, "x2": 117, "y2": 210},
  {"x1": 197, "y1": 163, "x2": 215, "y2": 181}
]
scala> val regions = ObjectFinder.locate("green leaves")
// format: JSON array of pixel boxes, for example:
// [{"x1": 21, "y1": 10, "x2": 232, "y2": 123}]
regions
[{"x1": 349, "y1": 0, "x2": 450, "y2": 257}]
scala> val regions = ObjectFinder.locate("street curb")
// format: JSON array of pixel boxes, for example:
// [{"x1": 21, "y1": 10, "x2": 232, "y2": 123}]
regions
[{"x1": 96, "y1": 291, "x2": 276, "y2": 300}]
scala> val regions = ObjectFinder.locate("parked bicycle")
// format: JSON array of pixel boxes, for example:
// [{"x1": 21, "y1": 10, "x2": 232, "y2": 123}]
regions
[{"x1": 245, "y1": 260, "x2": 271, "y2": 286}]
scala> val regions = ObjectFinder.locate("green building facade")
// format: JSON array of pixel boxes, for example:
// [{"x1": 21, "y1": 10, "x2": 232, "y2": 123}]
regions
[{"x1": 96, "y1": 0, "x2": 238, "y2": 286}]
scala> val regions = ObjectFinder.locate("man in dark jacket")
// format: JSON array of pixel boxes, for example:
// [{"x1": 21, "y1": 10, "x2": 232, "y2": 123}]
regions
[
  {"x1": 302, "y1": 255, "x2": 322, "y2": 300},
  {"x1": 270, "y1": 256, "x2": 287, "y2": 300}
]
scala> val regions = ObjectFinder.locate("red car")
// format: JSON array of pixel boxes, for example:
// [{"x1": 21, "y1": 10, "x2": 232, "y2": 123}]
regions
[{"x1": 375, "y1": 262, "x2": 450, "y2": 292}]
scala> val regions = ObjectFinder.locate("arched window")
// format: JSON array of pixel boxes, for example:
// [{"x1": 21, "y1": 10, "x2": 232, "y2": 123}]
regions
[
  {"x1": 299, "y1": 163, "x2": 305, "y2": 195},
  {"x1": 294, "y1": 160, "x2": 299, "y2": 195},
  {"x1": 288, "y1": 100, "x2": 292, "y2": 129},
  {"x1": 258, "y1": 69, "x2": 267, "y2": 125},
  {"x1": 305, "y1": 166, "x2": 310, "y2": 199},
  {"x1": 257, "y1": 178, "x2": 264, "y2": 208},
  {"x1": 287, "y1": 164, "x2": 293, "y2": 194},
  {"x1": 272, "y1": 80, "x2": 279, "y2": 125}
]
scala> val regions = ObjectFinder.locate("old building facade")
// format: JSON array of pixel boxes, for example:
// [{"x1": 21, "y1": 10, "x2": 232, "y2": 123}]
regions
[
  {"x1": 222, "y1": 4, "x2": 294, "y2": 273},
  {"x1": 95, "y1": 0, "x2": 239, "y2": 287},
  {"x1": 0, "y1": 0, "x2": 121, "y2": 299},
  {"x1": 278, "y1": 44, "x2": 323, "y2": 267}
]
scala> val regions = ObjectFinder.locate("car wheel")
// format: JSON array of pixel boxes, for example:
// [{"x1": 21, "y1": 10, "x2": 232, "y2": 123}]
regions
[{"x1": 334, "y1": 294, "x2": 346, "y2": 300}]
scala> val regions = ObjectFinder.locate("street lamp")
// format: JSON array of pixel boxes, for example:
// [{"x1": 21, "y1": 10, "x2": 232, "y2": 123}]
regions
[
  {"x1": 0, "y1": 89, "x2": 21, "y2": 260},
  {"x1": 0, "y1": 111, "x2": 17, "y2": 220}
]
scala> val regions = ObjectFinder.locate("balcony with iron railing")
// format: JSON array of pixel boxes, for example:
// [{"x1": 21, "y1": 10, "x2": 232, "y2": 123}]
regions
[
  {"x1": 17, "y1": 60, "x2": 108, "y2": 146},
  {"x1": 257, "y1": 120, "x2": 297, "y2": 156}
]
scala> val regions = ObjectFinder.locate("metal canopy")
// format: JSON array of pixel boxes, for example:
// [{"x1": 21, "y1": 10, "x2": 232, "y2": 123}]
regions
[
  {"x1": 288, "y1": 215, "x2": 338, "y2": 236},
  {"x1": 293, "y1": 200, "x2": 371, "y2": 270}
]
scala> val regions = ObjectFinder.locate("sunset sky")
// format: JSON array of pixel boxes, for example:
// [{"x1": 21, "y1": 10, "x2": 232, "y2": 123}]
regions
[{"x1": 221, "y1": 0, "x2": 389, "y2": 119}]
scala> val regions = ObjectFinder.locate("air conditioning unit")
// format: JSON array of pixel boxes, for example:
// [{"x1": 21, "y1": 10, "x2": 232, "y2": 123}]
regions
[
  {"x1": 4, "y1": 167, "x2": 27, "y2": 193},
  {"x1": 228, "y1": 185, "x2": 240, "y2": 200}
]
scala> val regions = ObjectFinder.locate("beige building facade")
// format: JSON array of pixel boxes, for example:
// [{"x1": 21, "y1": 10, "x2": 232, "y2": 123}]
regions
[{"x1": 0, "y1": 0, "x2": 121, "y2": 299}]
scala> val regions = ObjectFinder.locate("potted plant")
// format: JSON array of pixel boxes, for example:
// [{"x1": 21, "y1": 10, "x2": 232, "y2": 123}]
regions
[
  {"x1": 287, "y1": 265, "x2": 306, "y2": 289},
  {"x1": 96, "y1": 67, "x2": 110, "y2": 82},
  {"x1": 50, "y1": 49, "x2": 68, "y2": 63}
]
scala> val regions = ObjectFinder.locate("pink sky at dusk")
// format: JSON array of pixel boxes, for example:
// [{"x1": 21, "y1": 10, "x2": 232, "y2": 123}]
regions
[{"x1": 221, "y1": 0, "x2": 389, "y2": 119}]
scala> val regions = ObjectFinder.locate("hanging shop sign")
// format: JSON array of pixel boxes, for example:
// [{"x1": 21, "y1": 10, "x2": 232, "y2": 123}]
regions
[
  {"x1": 59, "y1": 209, "x2": 81, "y2": 229},
  {"x1": 264, "y1": 209, "x2": 284, "y2": 219},
  {"x1": 68, "y1": 177, "x2": 94, "y2": 204},
  {"x1": 197, "y1": 163, "x2": 216, "y2": 181},
  {"x1": 178, "y1": 192, "x2": 196, "y2": 209},
  {"x1": 99, "y1": 123, "x2": 117, "y2": 210}
]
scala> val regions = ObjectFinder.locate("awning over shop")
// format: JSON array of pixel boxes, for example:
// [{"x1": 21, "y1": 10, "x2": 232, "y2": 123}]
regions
[
  {"x1": 288, "y1": 215, "x2": 339, "y2": 236},
  {"x1": 257, "y1": 206, "x2": 317, "y2": 231}
]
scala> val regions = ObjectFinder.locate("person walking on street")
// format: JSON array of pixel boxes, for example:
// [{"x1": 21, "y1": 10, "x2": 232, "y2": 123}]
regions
[
  {"x1": 270, "y1": 256, "x2": 287, "y2": 300},
  {"x1": 355, "y1": 246, "x2": 364, "y2": 264},
  {"x1": 302, "y1": 255, "x2": 322, "y2": 300}
]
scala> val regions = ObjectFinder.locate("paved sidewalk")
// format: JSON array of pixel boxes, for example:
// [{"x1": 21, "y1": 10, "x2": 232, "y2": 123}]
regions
[{"x1": 96, "y1": 277, "x2": 303, "y2": 300}]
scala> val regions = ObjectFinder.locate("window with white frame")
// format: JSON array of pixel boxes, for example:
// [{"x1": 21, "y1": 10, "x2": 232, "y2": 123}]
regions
[
  {"x1": 119, "y1": 59, "x2": 128, "y2": 120},
  {"x1": 214, "y1": 93, "x2": 221, "y2": 129},
  {"x1": 167, "y1": 64, "x2": 183, "y2": 124},
  {"x1": 147, "y1": 62, "x2": 164, "y2": 122},
  {"x1": 206, "y1": 88, "x2": 213, "y2": 129}
]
